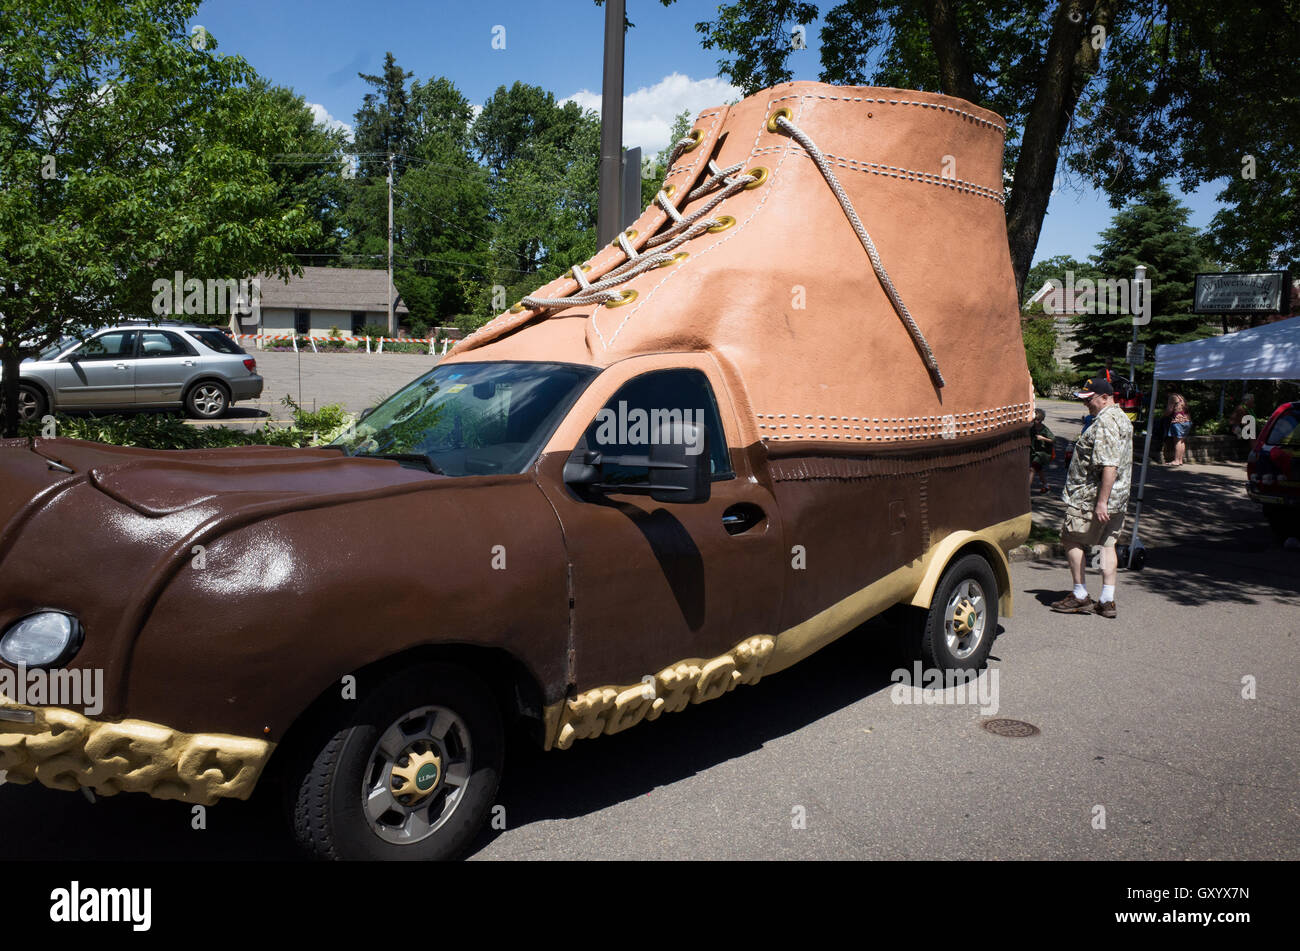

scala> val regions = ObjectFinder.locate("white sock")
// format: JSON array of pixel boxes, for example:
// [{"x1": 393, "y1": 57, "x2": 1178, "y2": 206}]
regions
[
  {"x1": 1073, "y1": 584, "x2": 1089, "y2": 599},
  {"x1": 1100, "y1": 584, "x2": 1115, "y2": 603}
]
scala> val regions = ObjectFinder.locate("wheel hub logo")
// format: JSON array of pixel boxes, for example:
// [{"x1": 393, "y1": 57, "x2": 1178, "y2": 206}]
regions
[{"x1": 415, "y1": 762, "x2": 440, "y2": 791}]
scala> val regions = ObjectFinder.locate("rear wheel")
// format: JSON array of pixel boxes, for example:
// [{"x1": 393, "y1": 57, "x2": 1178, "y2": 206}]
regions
[
  {"x1": 908, "y1": 553, "x2": 1000, "y2": 672},
  {"x1": 286, "y1": 663, "x2": 504, "y2": 861},
  {"x1": 184, "y1": 381, "x2": 229, "y2": 419}
]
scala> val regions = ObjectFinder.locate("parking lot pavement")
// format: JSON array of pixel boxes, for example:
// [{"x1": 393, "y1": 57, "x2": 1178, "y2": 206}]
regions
[{"x1": 210, "y1": 349, "x2": 441, "y2": 427}]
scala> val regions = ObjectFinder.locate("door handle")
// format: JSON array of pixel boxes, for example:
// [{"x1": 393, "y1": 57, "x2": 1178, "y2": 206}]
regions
[
  {"x1": 183, "y1": 360, "x2": 195, "y2": 366},
  {"x1": 722, "y1": 503, "x2": 765, "y2": 535},
  {"x1": 115, "y1": 362, "x2": 128, "y2": 369}
]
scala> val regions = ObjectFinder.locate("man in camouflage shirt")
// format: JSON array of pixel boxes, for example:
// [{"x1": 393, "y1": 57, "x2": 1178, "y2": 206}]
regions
[{"x1": 1051, "y1": 377, "x2": 1133, "y2": 619}]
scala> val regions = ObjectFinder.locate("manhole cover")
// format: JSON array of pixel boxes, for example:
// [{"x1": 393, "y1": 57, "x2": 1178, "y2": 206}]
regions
[{"x1": 981, "y1": 718, "x2": 1041, "y2": 738}]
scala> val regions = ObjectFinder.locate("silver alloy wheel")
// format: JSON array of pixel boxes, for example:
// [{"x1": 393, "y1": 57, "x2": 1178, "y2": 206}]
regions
[
  {"x1": 17, "y1": 389, "x2": 39, "y2": 422},
  {"x1": 944, "y1": 578, "x2": 987, "y2": 660},
  {"x1": 361, "y1": 704, "x2": 473, "y2": 846},
  {"x1": 191, "y1": 384, "x2": 226, "y2": 417}
]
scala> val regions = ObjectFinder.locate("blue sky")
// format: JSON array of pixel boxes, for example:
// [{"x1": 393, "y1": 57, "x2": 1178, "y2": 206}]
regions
[{"x1": 191, "y1": 0, "x2": 1227, "y2": 266}]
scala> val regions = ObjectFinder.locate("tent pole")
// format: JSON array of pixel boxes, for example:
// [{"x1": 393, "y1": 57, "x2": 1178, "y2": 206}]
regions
[{"x1": 1128, "y1": 377, "x2": 1160, "y2": 567}]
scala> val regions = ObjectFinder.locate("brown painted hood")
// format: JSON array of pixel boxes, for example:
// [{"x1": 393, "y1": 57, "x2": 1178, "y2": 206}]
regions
[{"x1": 0, "y1": 437, "x2": 519, "y2": 724}]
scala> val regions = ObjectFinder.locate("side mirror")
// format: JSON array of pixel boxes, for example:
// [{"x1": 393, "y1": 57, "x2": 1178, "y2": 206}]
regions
[
  {"x1": 563, "y1": 424, "x2": 711, "y2": 505},
  {"x1": 647, "y1": 424, "x2": 710, "y2": 504}
]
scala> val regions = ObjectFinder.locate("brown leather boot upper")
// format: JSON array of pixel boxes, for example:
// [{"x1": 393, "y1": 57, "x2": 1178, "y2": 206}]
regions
[{"x1": 448, "y1": 82, "x2": 1033, "y2": 460}]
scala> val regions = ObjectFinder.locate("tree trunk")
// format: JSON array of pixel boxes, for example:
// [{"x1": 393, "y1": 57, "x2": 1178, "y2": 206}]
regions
[
  {"x1": 1004, "y1": 0, "x2": 1118, "y2": 300},
  {"x1": 921, "y1": 0, "x2": 978, "y2": 102},
  {"x1": 2, "y1": 351, "x2": 22, "y2": 438}
]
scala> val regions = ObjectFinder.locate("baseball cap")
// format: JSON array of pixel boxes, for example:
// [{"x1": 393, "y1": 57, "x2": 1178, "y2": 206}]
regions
[{"x1": 1074, "y1": 376, "x2": 1114, "y2": 399}]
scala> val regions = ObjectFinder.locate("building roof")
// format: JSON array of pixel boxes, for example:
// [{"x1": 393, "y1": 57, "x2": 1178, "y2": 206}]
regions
[{"x1": 257, "y1": 266, "x2": 408, "y2": 315}]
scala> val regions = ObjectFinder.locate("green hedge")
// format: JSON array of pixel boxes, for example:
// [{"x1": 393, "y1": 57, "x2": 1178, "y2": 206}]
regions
[{"x1": 19, "y1": 397, "x2": 353, "y2": 450}]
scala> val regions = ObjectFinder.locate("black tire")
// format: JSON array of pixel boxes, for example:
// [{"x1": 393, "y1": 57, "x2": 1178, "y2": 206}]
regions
[
  {"x1": 286, "y1": 663, "x2": 503, "y2": 861},
  {"x1": 18, "y1": 384, "x2": 48, "y2": 423},
  {"x1": 908, "y1": 553, "x2": 1000, "y2": 672},
  {"x1": 184, "y1": 380, "x2": 230, "y2": 419}
]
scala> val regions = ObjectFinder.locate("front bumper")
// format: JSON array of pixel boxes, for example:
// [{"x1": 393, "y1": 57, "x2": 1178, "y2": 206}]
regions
[
  {"x1": 230, "y1": 374, "x2": 263, "y2": 402},
  {"x1": 0, "y1": 698, "x2": 273, "y2": 805}
]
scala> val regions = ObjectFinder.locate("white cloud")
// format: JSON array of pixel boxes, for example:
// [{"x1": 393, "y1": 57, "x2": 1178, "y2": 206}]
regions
[
  {"x1": 307, "y1": 102, "x2": 353, "y2": 140},
  {"x1": 563, "y1": 73, "x2": 740, "y2": 157}
]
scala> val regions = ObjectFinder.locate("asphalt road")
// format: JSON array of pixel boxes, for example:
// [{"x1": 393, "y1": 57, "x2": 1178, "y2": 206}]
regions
[{"x1": 1, "y1": 438, "x2": 1296, "y2": 860}]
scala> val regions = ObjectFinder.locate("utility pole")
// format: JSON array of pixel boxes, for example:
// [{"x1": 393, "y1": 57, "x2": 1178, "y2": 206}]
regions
[
  {"x1": 387, "y1": 153, "x2": 395, "y2": 336},
  {"x1": 597, "y1": 0, "x2": 625, "y2": 246}
]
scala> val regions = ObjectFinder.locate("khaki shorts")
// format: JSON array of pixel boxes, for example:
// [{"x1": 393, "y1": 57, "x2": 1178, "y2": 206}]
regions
[{"x1": 1061, "y1": 507, "x2": 1125, "y2": 548}]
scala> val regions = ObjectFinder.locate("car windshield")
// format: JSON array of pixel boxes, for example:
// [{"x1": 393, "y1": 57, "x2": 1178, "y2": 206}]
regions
[
  {"x1": 331, "y1": 361, "x2": 599, "y2": 476},
  {"x1": 37, "y1": 337, "x2": 76, "y2": 361}
]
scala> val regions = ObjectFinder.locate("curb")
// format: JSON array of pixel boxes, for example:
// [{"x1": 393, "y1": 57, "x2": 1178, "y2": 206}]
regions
[{"x1": 1008, "y1": 542, "x2": 1066, "y2": 563}]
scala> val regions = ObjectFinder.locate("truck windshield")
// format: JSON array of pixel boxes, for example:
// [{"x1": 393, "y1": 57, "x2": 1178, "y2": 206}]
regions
[{"x1": 331, "y1": 361, "x2": 599, "y2": 476}]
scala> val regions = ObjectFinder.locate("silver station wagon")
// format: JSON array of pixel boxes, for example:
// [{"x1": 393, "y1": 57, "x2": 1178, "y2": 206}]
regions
[{"x1": 4, "y1": 322, "x2": 263, "y2": 421}]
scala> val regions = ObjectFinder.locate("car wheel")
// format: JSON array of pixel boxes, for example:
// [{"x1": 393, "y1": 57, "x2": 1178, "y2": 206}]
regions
[
  {"x1": 908, "y1": 553, "x2": 999, "y2": 672},
  {"x1": 184, "y1": 381, "x2": 230, "y2": 419},
  {"x1": 287, "y1": 663, "x2": 503, "y2": 861},
  {"x1": 14, "y1": 385, "x2": 48, "y2": 423}
]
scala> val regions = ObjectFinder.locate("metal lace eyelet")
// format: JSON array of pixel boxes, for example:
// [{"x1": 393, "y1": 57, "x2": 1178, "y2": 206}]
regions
[
  {"x1": 663, "y1": 184, "x2": 677, "y2": 199},
  {"x1": 766, "y1": 107, "x2": 792, "y2": 133},
  {"x1": 656, "y1": 251, "x2": 689, "y2": 268},
  {"x1": 682, "y1": 129, "x2": 704, "y2": 152},
  {"x1": 508, "y1": 302, "x2": 527, "y2": 314},
  {"x1": 743, "y1": 166, "x2": 770, "y2": 189},
  {"x1": 603, "y1": 289, "x2": 639, "y2": 308},
  {"x1": 706, "y1": 215, "x2": 736, "y2": 234},
  {"x1": 608, "y1": 227, "x2": 638, "y2": 248}
]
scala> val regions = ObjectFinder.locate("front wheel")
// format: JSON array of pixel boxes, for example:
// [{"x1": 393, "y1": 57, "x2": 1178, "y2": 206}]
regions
[
  {"x1": 286, "y1": 664, "x2": 504, "y2": 861},
  {"x1": 3, "y1": 384, "x2": 48, "y2": 424},
  {"x1": 908, "y1": 553, "x2": 1000, "y2": 672}
]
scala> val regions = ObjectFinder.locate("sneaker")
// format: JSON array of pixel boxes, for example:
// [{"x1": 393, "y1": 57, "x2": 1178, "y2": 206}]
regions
[
  {"x1": 1094, "y1": 600, "x2": 1117, "y2": 619},
  {"x1": 1050, "y1": 593, "x2": 1094, "y2": 614}
]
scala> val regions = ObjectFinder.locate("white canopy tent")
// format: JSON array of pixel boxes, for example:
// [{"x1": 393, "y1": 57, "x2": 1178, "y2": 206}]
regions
[{"x1": 1129, "y1": 316, "x2": 1300, "y2": 564}]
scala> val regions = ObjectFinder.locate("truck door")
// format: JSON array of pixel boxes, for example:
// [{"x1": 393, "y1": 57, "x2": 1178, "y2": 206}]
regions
[{"x1": 538, "y1": 361, "x2": 786, "y2": 692}]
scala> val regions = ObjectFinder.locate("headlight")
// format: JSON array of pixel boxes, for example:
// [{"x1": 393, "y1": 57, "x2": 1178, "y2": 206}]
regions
[{"x1": 0, "y1": 612, "x2": 83, "y2": 667}]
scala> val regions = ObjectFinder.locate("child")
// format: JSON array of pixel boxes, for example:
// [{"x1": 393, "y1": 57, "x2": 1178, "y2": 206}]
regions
[{"x1": 1029, "y1": 408, "x2": 1055, "y2": 493}]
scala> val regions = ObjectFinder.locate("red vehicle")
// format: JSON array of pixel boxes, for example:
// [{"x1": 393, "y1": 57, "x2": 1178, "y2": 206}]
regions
[{"x1": 1246, "y1": 401, "x2": 1300, "y2": 540}]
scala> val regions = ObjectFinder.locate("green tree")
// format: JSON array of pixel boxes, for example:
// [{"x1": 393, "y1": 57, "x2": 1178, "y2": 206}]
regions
[
  {"x1": 666, "y1": 0, "x2": 1298, "y2": 298},
  {"x1": 1066, "y1": 0, "x2": 1300, "y2": 272},
  {"x1": 394, "y1": 76, "x2": 493, "y2": 329},
  {"x1": 1071, "y1": 184, "x2": 1208, "y2": 374},
  {"x1": 469, "y1": 83, "x2": 601, "y2": 324},
  {"x1": 0, "y1": 0, "x2": 316, "y2": 435},
  {"x1": 250, "y1": 82, "x2": 351, "y2": 262}
]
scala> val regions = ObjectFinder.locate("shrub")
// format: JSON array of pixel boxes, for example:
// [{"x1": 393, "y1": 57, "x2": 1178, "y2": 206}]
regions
[
  {"x1": 19, "y1": 398, "x2": 355, "y2": 450},
  {"x1": 359, "y1": 322, "x2": 389, "y2": 340}
]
